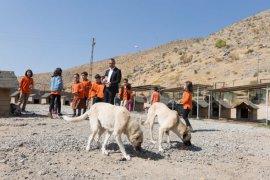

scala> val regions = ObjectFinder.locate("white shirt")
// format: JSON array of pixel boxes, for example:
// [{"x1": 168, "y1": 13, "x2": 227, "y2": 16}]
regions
[{"x1": 107, "y1": 68, "x2": 115, "y2": 82}]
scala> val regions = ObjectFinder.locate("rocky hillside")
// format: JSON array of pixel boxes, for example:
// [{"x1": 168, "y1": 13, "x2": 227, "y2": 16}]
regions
[{"x1": 32, "y1": 10, "x2": 270, "y2": 91}]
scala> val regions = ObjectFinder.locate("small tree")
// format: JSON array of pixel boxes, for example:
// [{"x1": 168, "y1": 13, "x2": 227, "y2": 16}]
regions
[{"x1": 215, "y1": 39, "x2": 227, "y2": 48}]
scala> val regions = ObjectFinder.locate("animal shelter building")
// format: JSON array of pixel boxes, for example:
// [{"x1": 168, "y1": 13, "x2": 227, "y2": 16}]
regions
[{"x1": 0, "y1": 71, "x2": 18, "y2": 116}]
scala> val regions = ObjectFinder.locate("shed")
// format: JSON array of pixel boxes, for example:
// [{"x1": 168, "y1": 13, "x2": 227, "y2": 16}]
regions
[
  {"x1": 10, "y1": 91, "x2": 20, "y2": 104},
  {"x1": 133, "y1": 96, "x2": 145, "y2": 112},
  {"x1": 212, "y1": 100, "x2": 232, "y2": 119},
  {"x1": 61, "y1": 95, "x2": 71, "y2": 106},
  {"x1": 233, "y1": 100, "x2": 259, "y2": 121},
  {"x1": 41, "y1": 93, "x2": 51, "y2": 104},
  {"x1": 0, "y1": 71, "x2": 18, "y2": 116},
  {"x1": 28, "y1": 94, "x2": 40, "y2": 104},
  {"x1": 192, "y1": 99, "x2": 209, "y2": 118}
]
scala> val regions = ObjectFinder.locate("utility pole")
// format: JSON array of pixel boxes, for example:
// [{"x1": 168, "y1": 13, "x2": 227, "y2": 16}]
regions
[{"x1": 90, "y1": 38, "x2": 96, "y2": 82}]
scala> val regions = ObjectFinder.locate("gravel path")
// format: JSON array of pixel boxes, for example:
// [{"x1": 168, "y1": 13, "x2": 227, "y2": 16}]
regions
[{"x1": 0, "y1": 104, "x2": 269, "y2": 179}]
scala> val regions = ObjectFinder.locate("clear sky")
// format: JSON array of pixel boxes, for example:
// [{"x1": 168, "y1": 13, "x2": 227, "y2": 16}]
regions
[{"x1": 0, "y1": 0, "x2": 269, "y2": 76}]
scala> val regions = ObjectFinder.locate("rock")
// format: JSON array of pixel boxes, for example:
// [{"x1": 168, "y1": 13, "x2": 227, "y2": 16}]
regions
[
  {"x1": 38, "y1": 170, "x2": 47, "y2": 176},
  {"x1": 0, "y1": 159, "x2": 8, "y2": 163}
]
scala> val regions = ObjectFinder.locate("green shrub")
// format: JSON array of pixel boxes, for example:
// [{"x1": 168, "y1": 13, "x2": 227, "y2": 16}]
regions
[
  {"x1": 246, "y1": 49, "x2": 254, "y2": 54},
  {"x1": 162, "y1": 53, "x2": 167, "y2": 58},
  {"x1": 127, "y1": 74, "x2": 132, "y2": 79},
  {"x1": 215, "y1": 39, "x2": 227, "y2": 48}
]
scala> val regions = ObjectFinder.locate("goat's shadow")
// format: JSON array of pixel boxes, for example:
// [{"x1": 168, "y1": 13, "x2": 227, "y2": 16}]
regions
[
  {"x1": 106, "y1": 143, "x2": 164, "y2": 161},
  {"x1": 192, "y1": 129, "x2": 220, "y2": 133}
]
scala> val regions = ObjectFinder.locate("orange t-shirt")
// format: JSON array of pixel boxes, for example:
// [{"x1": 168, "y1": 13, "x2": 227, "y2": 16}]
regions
[
  {"x1": 19, "y1": 77, "x2": 34, "y2": 94},
  {"x1": 119, "y1": 87, "x2": 129, "y2": 100},
  {"x1": 119, "y1": 87, "x2": 134, "y2": 100},
  {"x1": 151, "y1": 91, "x2": 160, "y2": 103},
  {"x1": 81, "y1": 80, "x2": 92, "y2": 98},
  {"x1": 72, "y1": 83, "x2": 84, "y2": 99},
  {"x1": 51, "y1": 91, "x2": 61, "y2": 95},
  {"x1": 89, "y1": 82, "x2": 104, "y2": 99},
  {"x1": 129, "y1": 91, "x2": 134, "y2": 101},
  {"x1": 182, "y1": 91, "x2": 192, "y2": 109}
]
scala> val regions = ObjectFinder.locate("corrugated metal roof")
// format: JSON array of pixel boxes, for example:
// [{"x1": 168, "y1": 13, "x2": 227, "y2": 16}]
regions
[
  {"x1": 132, "y1": 85, "x2": 165, "y2": 92},
  {"x1": 209, "y1": 83, "x2": 270, "y2": 92},
  {"x1": 41, "y1": 93, "x2": 51, "y2": 98},
  {"x1": 29, "y1": 94, "x2": 38, "y2": 97},
  {"x1": 0, "y1": 71, "x2": 18, "y2": 88},
  {"x1": 233, "y1": 100, "x2": 259, "y2": 109},
  {"x1": 193, "y1": 99, "x2": 209, "y2": 108},
  {"x1": 10, "y1": 91, "x2": 20, "y2": 97},
  {"x1": 161, "y1": 84, "x2": 212, "y2": 92},
  {"x1": 213, "y1": 100, "x2": 232, "y2": 109}
]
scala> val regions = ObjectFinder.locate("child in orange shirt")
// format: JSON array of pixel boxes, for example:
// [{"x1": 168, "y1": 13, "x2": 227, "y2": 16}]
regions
[
  {"x1": 81, "y1": 71, "x2": 92, "y2": 113},
  {"x1": 119, "y1": 78, "x2": 130, "y2": 107},
  {"x1": 17, "y1": 69, "x2": 34, "y2": 112},
  {"x1": 72, "y1": 73, "x2": 84, "y2": 117},
  {"x1": 88, "y1": 74, "x2": 104, "y2": 104},
  {"x1": 151, "y1": 87, "x2": 160, "y2": 104},
  {"x1": 179, "y1": 81, "x2": 193, "y2": 131},
  {"x1": 126, "y1": 84, "x2": 134, "y2": 111}
]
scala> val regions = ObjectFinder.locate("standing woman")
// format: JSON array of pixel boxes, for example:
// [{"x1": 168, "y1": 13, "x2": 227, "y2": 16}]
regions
[
  {"x1": 150, "y1": 87, "x2": 160, "y2": 104},
  {"x1": 48, "y1": 68, "x2": 63, "y2": 118},
  {"x1": 180, "y1": 81, "x2": 193, "y2": 131},
  {"x1": 17, "y1": 69, "x2": 34, "y2": 112}
]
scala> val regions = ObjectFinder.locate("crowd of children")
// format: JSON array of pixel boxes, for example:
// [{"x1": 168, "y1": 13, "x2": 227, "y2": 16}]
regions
[{"x1": 17, "y1": 67, "x2": 193, "y2": 129}]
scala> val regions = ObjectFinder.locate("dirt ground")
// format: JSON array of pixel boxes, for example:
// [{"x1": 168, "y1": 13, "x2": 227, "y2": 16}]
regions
[{"x1": 0, "y1": 104, "x2": 270, "y2": 180}]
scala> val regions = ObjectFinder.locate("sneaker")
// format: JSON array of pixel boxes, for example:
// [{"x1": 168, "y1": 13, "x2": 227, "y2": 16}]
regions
[
  {"x1": 58, "y1": 113, "x2": 63, "y2": 116},
  {"x1": 48, "y1": 112, "x2": 53, "y2": 119},
  {"x1": 72, "y1": 114, "x2": 76, "y2": 117}
]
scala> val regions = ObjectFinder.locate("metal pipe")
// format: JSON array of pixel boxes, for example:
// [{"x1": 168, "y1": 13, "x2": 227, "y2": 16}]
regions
[
  {"x1": 219, "y1": 92, "x2": 221, "y2": 120},
  {"x1": 208, "y1": 94, "x2": 211, "y2": 119},
  {"x1": 266, "y1": 86, "x2": 269, "y2": 125},
  {"x1": 197, "y1": 87, "x2": 199, "y2": 119}
]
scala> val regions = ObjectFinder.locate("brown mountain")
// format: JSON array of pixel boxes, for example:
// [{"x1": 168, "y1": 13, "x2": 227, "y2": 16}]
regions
[{"x1": 32, "y1": 9, "x2": 270, "y2": 91}]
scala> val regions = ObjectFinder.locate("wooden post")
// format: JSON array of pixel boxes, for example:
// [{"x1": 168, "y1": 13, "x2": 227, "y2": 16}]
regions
[
  {"x1": 208, "y1": 94, "x2": 211, "y2": 119},
  {"x1": 133, "y1": 96, "x2": 136, "y2": 111},
  {"x1": 210, "y1": 91, "x2": 213, "y2": 117},
  {"x1": 197, "y1": 87, "x2": 199, "y2": 119},
  {"x1": 218, "y1": 92, "x2": 220, "y2": 120}
]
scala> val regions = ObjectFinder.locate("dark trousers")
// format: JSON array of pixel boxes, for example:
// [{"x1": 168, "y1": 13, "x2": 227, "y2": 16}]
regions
[
  {"x1": 93, "y1": 97, "x2": 104, "y2": 104},
  {"x1": 49, "y1": 94, "x2": 61, "y2": 114},
  {"x1": 17, "y1": 93, "x2": 30, "y2": 111},
  {"x1": 104, "y1": 88, "x2": 116, "y2": 105},
  {"x1": 83, "y1": 97, "x2": 88, "y2": 113},
  {"x1": 182, "y1": 108, "x2": 191, "y2": 127}
]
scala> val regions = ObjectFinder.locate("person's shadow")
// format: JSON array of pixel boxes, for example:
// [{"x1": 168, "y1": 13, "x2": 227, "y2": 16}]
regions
[
  {"x1": 106, "y1": 143, "x2": 164, "y2": 161},
  {"x1": 7, "y1": 112, "x2": 49, "y2": 119}
]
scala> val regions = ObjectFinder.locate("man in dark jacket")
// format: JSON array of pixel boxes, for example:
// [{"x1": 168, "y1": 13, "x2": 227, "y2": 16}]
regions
[{"x1": 104, "y1": 58, "x2": 122, "y2": 105}]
